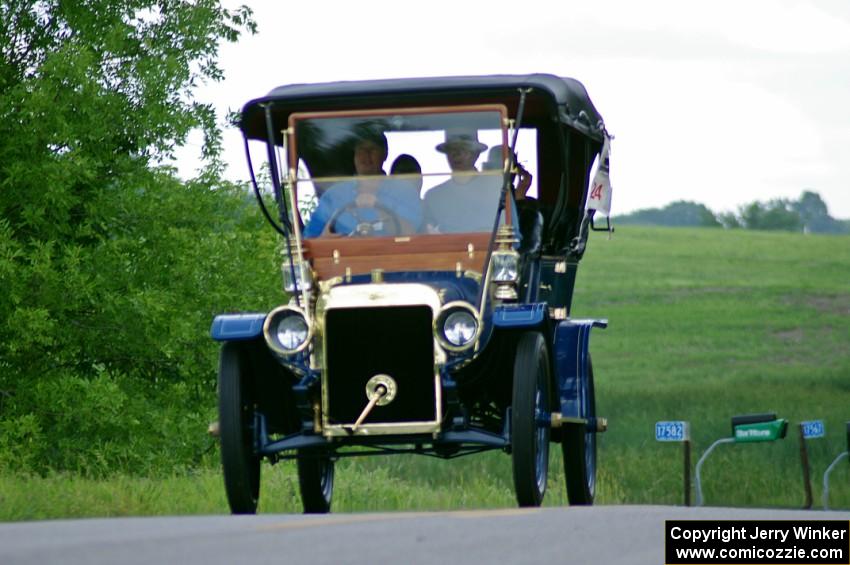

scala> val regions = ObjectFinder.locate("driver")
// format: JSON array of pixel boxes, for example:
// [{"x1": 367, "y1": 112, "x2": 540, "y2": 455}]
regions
[{"x1": 303, "y1": 131, "x2": 422, "y2": 237}]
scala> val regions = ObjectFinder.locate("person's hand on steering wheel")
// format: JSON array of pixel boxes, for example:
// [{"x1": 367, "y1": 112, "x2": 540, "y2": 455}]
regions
[
  {"x1": 355, "y1": 192, "x2": 378, "y2": 208},
  {"x1": 324, "y1": 200, "x2": 403, "y2": 236}
]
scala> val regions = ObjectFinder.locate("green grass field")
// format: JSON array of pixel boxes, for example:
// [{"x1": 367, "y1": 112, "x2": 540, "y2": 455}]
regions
[
  {"x1": 2, "y1": 226, "x2": 849, "y2": 519},
  {"x1": 578, "y1": 226, "x2": 850, "y2": 509}
]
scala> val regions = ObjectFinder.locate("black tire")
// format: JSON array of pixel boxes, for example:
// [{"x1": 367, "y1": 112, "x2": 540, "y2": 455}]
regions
[
  {"x1": 562, "y1": 357, "x2": 597, "y2": 505},
  {"x1": 218, "y1": 342, "x2": 261, "y2": 514},
  {"x1": 297, "y1": 453, "x2": 335, "y2": 514},
  {"x1": 511, "y1": 332, "x2": 551, "y2": 507}
]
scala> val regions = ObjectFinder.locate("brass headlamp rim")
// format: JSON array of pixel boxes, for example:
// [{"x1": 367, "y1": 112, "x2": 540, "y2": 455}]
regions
[
  {"x1": 263, "y1": 305, "x2": 313, "y2": 356},
  {"x1": 434, "y1": 300, "x2": 481, "y2": 353}
]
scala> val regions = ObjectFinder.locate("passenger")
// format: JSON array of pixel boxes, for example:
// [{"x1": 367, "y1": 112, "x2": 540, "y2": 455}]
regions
[
  {"x1": 390, "y1": 153, "x2": 423, "y2": 194},
  {"x1": 303, "y1": 131, "x2": 422, "y2": 237},
  {"x1": 485, "y1": 147, "x2": 542, "y2": 255},
  {"x1": 423, "y1": 129, "x2": 501, "y2": 233},
  {"x1": 483, "y1": 146, "x2": 533, "y2": 201}
]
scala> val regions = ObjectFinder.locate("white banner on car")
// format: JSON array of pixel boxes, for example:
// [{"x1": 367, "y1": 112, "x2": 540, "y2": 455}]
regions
[{"x1": 587, "y1": 135, "x2": 612, "y2": 216}]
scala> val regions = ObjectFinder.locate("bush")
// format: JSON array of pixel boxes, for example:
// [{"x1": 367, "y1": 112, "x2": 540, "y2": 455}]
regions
[
  {"x1": 0, "y1": 174, "x2": 280, "y2": 476},
  {"x1": 0, "y1": 2, "x2": 269, "y2": 476}
]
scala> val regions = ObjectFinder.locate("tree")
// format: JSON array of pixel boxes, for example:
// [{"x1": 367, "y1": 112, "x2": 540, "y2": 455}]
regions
[
  {"x1": 792, "y1": 190, "x2": 847, "y2": 234},
  {"x1": 617, "y1": 191, "x2": 848, "y2": 233},
  {"x1": 727, "y1": 192, "x2": 849, "y2": 234},
  {"x1": 0, "y1": 2, "x2": 266, "y2": 475},
  {"x1": 737, "y1": 199, "x2": 802, "y2": 232},
  {"x1": 616, "y1": 200, "x2": 721, "y2": 228},
  {"x1": 717, "y1": 211, "x2": 742, "y2": 229},
  {"x1": 1, "y1": 1, "x2": 255, "y2": 240}
]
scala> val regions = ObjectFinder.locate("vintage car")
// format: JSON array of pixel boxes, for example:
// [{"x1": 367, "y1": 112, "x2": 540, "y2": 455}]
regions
[{"x1": 210, "y1": 74, "x2": 613, "y2": 514}]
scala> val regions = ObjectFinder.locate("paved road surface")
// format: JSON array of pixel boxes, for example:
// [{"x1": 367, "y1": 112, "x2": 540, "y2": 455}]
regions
[{"x1": 1, "y1": 505, "x2": 847, "y2": 565}]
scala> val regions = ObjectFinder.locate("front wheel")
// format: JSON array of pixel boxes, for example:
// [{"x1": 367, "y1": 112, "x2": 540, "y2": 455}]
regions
[
  {"x1": 511, "y1": 332, "x2": 551, "y2": 507},
  {"x1": 218, "y1": 342, "x2": 261, "y2": 514},
  {"x1": 297, "y1": 453, "x2": 335, "y2": 513},
  {"x1": 562, "y1": 357, "x2": 597, "y2": 505}
]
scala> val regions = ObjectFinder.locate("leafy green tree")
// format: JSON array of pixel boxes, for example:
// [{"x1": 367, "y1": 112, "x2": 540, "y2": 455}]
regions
[
  {"x1": 792, "y1": 190, "x2": 847, "y2": 234},
  {"x1": 719, "y1": 191, "x2": 849, "y2": 233},
  {"x1": 617, "y1": 200, "x2": 721, "y2": 228},
  {"x1": 0, "y1": 2, "x2": 274, "y2": 475},
  {"x1": 736, "y1": 199, "x2": 802, "y2": 232},
  {"x1": 718, "y1": 211, "x2": 742, "y2": 229}
]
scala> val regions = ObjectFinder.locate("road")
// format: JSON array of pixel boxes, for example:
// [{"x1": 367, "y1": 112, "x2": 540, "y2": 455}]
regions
[{"x1": 1, "y1": 505, "x2": 847, "y2": 565}]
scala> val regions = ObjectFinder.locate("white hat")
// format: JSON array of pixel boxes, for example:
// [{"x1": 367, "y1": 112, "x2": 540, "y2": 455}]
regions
[{"x1": 436, "y1": 129, "x2": 488, "y2": 154}]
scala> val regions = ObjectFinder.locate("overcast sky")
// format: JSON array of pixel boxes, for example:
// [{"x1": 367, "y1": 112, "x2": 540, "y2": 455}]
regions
[{"x1": 178, "y1": 0, "x2": 850, "y2": 219}]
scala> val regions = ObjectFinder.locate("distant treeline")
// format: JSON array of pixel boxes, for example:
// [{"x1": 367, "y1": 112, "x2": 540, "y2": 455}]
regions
[{"x1": 616, "y1": 191, "x2": 850, "y2": 234}]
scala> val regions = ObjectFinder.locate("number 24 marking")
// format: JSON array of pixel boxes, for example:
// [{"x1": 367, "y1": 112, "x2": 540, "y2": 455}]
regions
[{"x1": 590, "y1": 183, "x2": 603, "y2": 200}]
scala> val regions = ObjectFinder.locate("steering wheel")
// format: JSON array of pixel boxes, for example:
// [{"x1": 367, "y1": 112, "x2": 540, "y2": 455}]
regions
[{"x1": 325, "y1": 201, "x2": 403, "y2": 236}]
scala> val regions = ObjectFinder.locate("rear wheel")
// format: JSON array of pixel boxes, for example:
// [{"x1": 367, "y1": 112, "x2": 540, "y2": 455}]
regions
[
  {"x1": 297, "y1": 453, "x2": 335, "y2": 514},
  {"x1": 511, "y1": 332, "x2": 551, "y2": 507},
  {"x1": 218, "y1": 342, "x2": 261, "y2": 514},
  {"x1": 562, "y1": 357, "x2": 597, "y2": 505}
]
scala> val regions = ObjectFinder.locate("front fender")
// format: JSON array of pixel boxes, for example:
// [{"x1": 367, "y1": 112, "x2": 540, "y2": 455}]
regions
[
  {"x1": 492, "y1": 303, "x2": 547, "y2": 328},
  {"x1": 553, "y1": 318, "x2": 607, "y2": 419},
  {"x1": 210, "y1": 313, "x2": 267, "y2": 341}
]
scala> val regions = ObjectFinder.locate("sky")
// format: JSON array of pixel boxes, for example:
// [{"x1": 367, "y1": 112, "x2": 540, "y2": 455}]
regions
[{"x1": 177, "y1": 0, "x2": 850, "y2": 219}]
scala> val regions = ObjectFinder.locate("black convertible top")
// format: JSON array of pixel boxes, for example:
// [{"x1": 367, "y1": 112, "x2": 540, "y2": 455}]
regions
[{"x1": 240, "y1": 73, "x2": 606, "y2": 142}]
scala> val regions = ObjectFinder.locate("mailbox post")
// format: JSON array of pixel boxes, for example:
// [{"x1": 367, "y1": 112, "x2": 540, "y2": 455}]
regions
[
  {"x1": 822, "y1": 421, "x2": 850, "y2": 510},
  {"x1": 656, "y1": 421, "x2": 691, "y2": 506},
  {"x1": 798, "y1": 420, "x2": 825, "y2": 509}
]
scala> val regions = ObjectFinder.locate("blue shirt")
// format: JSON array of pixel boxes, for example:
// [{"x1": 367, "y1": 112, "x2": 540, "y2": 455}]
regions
[
  {"x1": 423, "y1": 174, "x2": 502, "y2": 233},
  {"x1": 303, "y1": 178, "x2": 423, "y2": 237}
]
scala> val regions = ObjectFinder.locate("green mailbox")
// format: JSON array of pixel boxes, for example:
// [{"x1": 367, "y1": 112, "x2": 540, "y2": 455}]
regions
[
  {"x1": 731, "y1": 413, "x2": 787, "y2": 443},
  {"x1": 733, "y1": 420, "x2": 788, "y2": 443},
  {"x1": 697, "y1": 412, "x2": 791, "y2": 505}
]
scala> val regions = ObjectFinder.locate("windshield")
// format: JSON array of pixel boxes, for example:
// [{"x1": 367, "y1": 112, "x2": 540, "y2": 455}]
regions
[{"x1": 290, "y1": 106, "x2": 508, "y2": 238}]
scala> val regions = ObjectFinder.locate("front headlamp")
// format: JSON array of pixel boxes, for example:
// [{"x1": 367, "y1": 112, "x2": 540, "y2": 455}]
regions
[
  {"x1": 281, "y1": 261, "x2": 313, "y2": 293},
  {"x1": 435, "y1": 302, "x2": 480, "y2": 352},
  {"x1": 263, "y1": 306, "x2": 311, "y2": 355}
]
